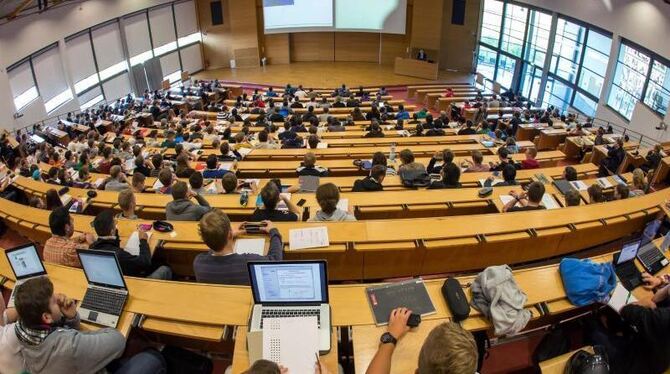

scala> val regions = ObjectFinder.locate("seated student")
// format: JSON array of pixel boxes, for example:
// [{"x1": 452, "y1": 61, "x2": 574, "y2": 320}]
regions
[
  {"x1": 564, "y1": 189, "x2": 582, "y2": 206},
  {"x1": 112, "y1": 189, "x2": 137, "y2": 221},
  {"x1": 353, "y1": 165, "x2": 386, "y2": 192},
  {"x1": 398, "y1": 149, "x2": 427, "y2": 178},
  {"x1": 395, "y1": 105, "x2": 410, "y2": 120},
  {"x1": 308, "y1": 183, "x2": 356, "y2": 222},
  {"x1": 505, "y1": 137, "x2": 519, "y2": 154},
  {"x1": 43, "y1": 207, "x2": 93, "y2": 268},
  {"x1": 307, "y1": 134, "x2": 321, "y2": 149},
  {"x1": 463, "y1": 150, "x2": 490, "y2": 172},
  {"x1": 428, "y1": 163, "x2": 462, "y2": 189},
  {"x1": 166, "y1": 181, "x2": 211, "y2": 221},
  {"x1": 297, "y1": 152, "x2": 329, "y2": 177},
  {"x1": 427, "y1": 149, "x2": 454, "y2": 174},
  {"x1": 219, "y1": 142, "x2": 242, "y2": 161},
  {"x1": 366, "y1": 308, "x2": 478, "y2": 374},
  {"x1": 0, "y1": 299, "x2": 21, "y2": 373},
  {"x1": 202, "y1": 154, "x2": 229, "y2": 179},
  {"x1": 503, "y1": 181, "x2": 546, "y2": 212},
  {"x1": 149, "y1": 154, "x2": 164, "y2": 177},
  {"x1": 489, "y1": 147, "x2": 519, "y2": 172},
  {"x1": 598, "y1": 138, "x2": 625, "y2": 177},
  {"x1": 14, "y1": 277, "x2": 166, "y2": 374},
  {"x1": 521, "y1": 147, "x2": 540, "y2": 169},
  {"x1": 630, "y1": 168, "x2": 647, "y2": 196},
  {"x1": 90, "y1": 210, "x2": 172, "y2": 279},
  {"x1": 131, "y1": 172, "x2": 146, "y2": 193},
  {"x1": 175, "y1": 154, "x2": 195, "y2": 178},
  {"x1": 614, "y1": 183, "x2": 630, "y2": 200},
  {"x1": 161, "y1": 131, "x2": 177, "y2": 148},
  {"x1": 194, "y1": 210, "x2": 282, "y2": 285},
  {"x1": 563, "y1": 166, "x2": 578, "y2": 181},
  {"x1": 222, "y1": 173, "x2": 242, "y2": 194},
  {"x1": 96, "y1": 147, "x2": 113, "y2": 174},
  {"x1": 364, "y1": 122, "x2": 385, "y2": 138},
  {"x1": 104, "y1": 165, "x2": 129, "y2": 191},
  {"x1": 254, "y1": 130, "x2": 280, "y2": 149},
  {"x1": 156, "y1": 168, "x2": 175, "y2": 194},
  {"x1": 133, "y1": 155, "x2": 152, "y2": 177},
  {"x1": 484, "y1": 163, "x2": 518, "y2": 187},
  {"x1": 250, "y1": 182, "x2": 301, "y2": 222},
  {"x1": 587, "y1": 183, "x2": 605, "y2": 204},
  {"x1": 457, "y1": 120, "x2": 477, "y2": 135}
]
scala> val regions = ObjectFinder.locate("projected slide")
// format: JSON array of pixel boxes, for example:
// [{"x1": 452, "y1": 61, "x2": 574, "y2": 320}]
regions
[
  {"x1": 335, "y1": 0, "x2": 407, "y2": 34},
  {"x1": 263, "y1": 0, "x2": 333, "y2": 32}
]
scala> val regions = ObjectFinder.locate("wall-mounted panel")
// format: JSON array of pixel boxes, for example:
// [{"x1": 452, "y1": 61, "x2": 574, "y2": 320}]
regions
[
  {"x1": 334, "y1": 32, "x2": 379, "y2": 62},
  {"x1": 290, "y1": 32, "x2": 335, "y2": 62},
  {"x1": 410, "y1": 0, "x2": 444, "y2": 50},
  {"x1": 264, "y1": 33, "x2": 290, "y2": 65},
  {"x1": 102, "y1": 72, "x2": 131, "y2": 101},
  {"x1": 181, "y1": 43, "x2": 204, "y2": 73}
]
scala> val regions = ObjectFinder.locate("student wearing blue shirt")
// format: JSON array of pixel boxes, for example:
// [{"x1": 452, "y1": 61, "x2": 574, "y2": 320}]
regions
[
  {"x1": 202, "y1": 154, "x2": 230, "y2": 179},
  {"x1": 395, "y1": 104, "x2": 410, "y2": 120}
]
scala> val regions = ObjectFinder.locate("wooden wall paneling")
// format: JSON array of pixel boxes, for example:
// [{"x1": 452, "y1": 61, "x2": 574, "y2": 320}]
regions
[
  {"x1": 410, "y1": 0, "x2": 444, "y2": 56},
  {"x1": 229, "y1": 0, "x2": 260, "y2": 68},
  {"x1": 334, "y1": 32, "x2": 380, "y2": 63},
  {"x1": 290, "y1": 32, "x2": 335, "y2": 62},
  {"x1": 439, "y1": 0, "x2": 481, "y2": 72},
  {"x1": 196, "y1": 0, "x2": 233, "y2": 69},
  {"x1": 264, "y1": 33, "x2": 290, "y2": 64},
  {"x1": 380, "y1": 33, "x2": 409, "y2": 65}
]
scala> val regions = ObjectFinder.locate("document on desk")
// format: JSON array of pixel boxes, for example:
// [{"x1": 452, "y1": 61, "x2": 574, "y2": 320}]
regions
[
  {"x1": 219, "y1": 162, "x2": 234, "y2": 171},
  {"x1": 289, "y1": 227, "x2": 329, "y2": 250},
  {"x1": 608, "y1": 283, "x2": 637, "y2": 312},
  {"x1": 337, "y1": 199, "x2": 349, "y2": 212},
  {"x1": 316, "y1": 142, "x2": 328, "y2": 149},
  {"x1": 237, "y1": 147, "x2": 252, "y2": 159},
  {"x1": 569, "y1": 180, "x2": 589, "y2": 191},
  {"x1": 233, "y1": 238, "x2": 266, "y2": 256},
  {"x1": 499, "y1": 195, "x2": 521, "y2": 208},
  {"x1": 262, "y1": 317, "x2": 318, "y2": 373},
  {"x1": 124, "y1": 231, "x2": 152, "y2": 256},
  {"x1": 152, "y1": 179, "x2": 164, "y2": 190},
  {"x1": 541, "y1": 194, "x2": 560, "y2": 210}
]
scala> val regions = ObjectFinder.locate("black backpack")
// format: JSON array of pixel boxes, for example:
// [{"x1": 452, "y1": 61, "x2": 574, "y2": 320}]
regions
[
  {"x1": 400, "y1": 169, "x2": 431, "y2": 188},
  {"x1": 162, "y1": 345, "x2": 213, "y2": 374},
  {"x1": 565, "y1": 346, "x2": 610, "y2": 374}
]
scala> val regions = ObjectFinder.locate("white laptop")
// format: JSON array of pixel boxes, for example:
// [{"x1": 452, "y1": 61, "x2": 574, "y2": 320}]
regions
[
  {"x1": 5, "y1": 243, "x2": 47, "y2": 308},
  {"x1": 77, "y1": 249, "x2": 129, "y2": 328},
  {"x1": 247, "y1": 261, "x2": 331, "y2": 353}
]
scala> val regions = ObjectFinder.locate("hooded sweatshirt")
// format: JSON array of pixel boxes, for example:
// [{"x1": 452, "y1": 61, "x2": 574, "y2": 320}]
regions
[
  {"x1": 307, "y1": 209, "x2": 356, "y2": 222},
  {"x1": 166, "y1": 194, "x2": 211, "y2": 221}
]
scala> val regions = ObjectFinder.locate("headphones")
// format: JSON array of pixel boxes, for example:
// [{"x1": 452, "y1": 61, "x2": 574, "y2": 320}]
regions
[{"x1": 152, "y1": 220, "x2": 174, "y2": 233}]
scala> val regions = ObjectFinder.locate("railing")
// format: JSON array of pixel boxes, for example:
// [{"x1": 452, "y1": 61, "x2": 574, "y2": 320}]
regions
[{"x1": 567, "y1": 111, "x2": 658, "y2": 149}]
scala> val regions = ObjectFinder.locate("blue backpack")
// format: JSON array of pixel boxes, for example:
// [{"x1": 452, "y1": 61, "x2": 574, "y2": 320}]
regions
[{"x1": 559, "y1": 258, "x2": 617, "y2": 307}]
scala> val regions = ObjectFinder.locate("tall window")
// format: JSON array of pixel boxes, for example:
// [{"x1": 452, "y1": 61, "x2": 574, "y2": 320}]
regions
[
  {"x1": 578, "y1": 30, "x2": 611, "y2": 98},
  {"x1": 480, "y1": 0, "x2": 503, "y2": 48},
  {"x1": 500, "y1": 4, "x2": 527, "y2": 57},
  {"x1": 644, "y1": 60, "x2": 670, "y2": 116},
  {"x1": 543, "y1": 76, "x2": 573, "y2": 112},
  {"x1": 520, "y1": 64, "x2": 543, "y2": 103},
  {"x1": 550, "y1": 18, "x2": 585, "y2": 84},
  {"x1": 476, "y1": 45, "x2": 498, "y2": 81},
  {"x1": 496, "y1": 55, "x2": 516, "y2": 89},
  {"x1": 608, "y1": 43, "x2": 651, "y2": 120},
  {"x1": 7, "y1": 61, "x2": 39, "y2": 112},
  {"x1": 524, "y1": 10, "x2": 551, "y2": 68}
]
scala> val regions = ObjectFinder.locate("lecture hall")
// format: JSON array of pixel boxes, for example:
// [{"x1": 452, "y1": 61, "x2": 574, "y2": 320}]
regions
[{"x1": 0, "y1": 0, "x2": 670, "y2": 373}]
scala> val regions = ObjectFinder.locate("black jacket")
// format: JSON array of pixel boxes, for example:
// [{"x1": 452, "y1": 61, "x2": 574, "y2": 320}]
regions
[
  {"x1": 352, "y1": 177, "x2": 383, "y2": 192},
  {"x1": 90, "y1": 237, "x2": 152, "y2": 277},
  {"x1": 614, "y1": 305, "x2": 670, "y2": 374}
]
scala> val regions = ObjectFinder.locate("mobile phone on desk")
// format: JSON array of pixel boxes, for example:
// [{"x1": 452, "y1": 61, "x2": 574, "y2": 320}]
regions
[
  {"x1": 243, "y1": 222, "x2": 267, "y2": 234},
  {"x1": 297, "y1": 198, "x2": 307, "y2": 207}
]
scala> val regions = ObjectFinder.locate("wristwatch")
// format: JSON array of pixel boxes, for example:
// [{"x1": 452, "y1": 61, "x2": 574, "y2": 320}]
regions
[{"x1": 380, "y1": 332, "x2": 397, "y2": 345}]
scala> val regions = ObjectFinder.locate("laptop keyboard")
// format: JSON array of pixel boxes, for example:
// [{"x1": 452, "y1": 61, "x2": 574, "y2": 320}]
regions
[
  {"x1": 639, "y1": 248, "x2": 663, "y2": 266},
  {"x1": 260, "y1": 308, "x2": 321, "y2": 328},
  {"x1": 80, "y1": 288, "x2": 126, "y2": 316}
]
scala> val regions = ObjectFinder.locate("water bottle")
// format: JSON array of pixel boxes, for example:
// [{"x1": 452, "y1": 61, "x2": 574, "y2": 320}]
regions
[
  {"x1": 389, "y1": 142, "x2": 396, "y2": 162},
  {"x1": 240, "y1": 190, "x2": 249, "y2": 207}
]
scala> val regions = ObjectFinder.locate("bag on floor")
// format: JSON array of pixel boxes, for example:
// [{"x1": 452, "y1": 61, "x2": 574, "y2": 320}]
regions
[{"x1": 162, "y1": 345, "x2": 213, "y2": 374}]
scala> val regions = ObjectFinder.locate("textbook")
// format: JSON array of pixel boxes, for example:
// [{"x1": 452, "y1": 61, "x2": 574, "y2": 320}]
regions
[{"x1": 366, "y1": 278, "x2": 436, "y2": 326}]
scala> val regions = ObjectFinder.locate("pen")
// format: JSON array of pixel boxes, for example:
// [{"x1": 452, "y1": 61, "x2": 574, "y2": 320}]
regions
[{"x1": 625, "y1": 291, "x2": 631, "y2": 304}]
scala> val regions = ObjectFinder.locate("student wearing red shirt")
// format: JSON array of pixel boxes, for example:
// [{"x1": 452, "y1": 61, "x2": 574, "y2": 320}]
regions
[{"x1": 521, "y1": 147, "x2": 540, "y2": 169}]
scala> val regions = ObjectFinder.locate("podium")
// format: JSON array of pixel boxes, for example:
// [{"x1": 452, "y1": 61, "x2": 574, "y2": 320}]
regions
[{"x1": 394, "y1": 57, "x2": 439, "y2": 80}]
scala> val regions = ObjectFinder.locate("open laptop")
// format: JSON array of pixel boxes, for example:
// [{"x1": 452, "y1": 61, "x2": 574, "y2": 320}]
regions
[
  {"x1": 77, "y1": 249, "x2": 129, "y2": 328},
  {"x1": 247, "y1": 260, "x2": 331, "y2": 353},
  {"x1": 613, "y1": 239, "x2": 643, "y2": 291},
  {"x1": 636, "y1": 219, "x2": 669, "y2": 274},
  {"x1": 5, "y1": 243, "x2": 47, "y2": 308}
]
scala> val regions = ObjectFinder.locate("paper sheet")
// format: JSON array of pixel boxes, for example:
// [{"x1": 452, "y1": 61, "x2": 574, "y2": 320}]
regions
[
  {"x1": 262, "y1": 317, "x2": 319, "y2": 373},
  {"x1": 233, "y1": 238, "x2": 266, "y2": 256},
  {"x1": 499, "y1": 195, "x2": 520, "y2": 208},
  {"x1": 607, "y1": 283, "x2": 637, "y2": 312},
  {"x1": 277, "y1": 193, "x2": 291, "y2": 211},
  {"x1": 289, "y1": 227, "x2": 329, "y2": 250},
  {"x1": 152, "y1": 179, "x2": 164, "y2": 190},
  {"x1": 596, "y1": 177, "x2": 613, "y2": 188},
  {"x1": 337, "y1": 199, "x2": 349, "y2": 212},
  {"x1": 219, "y1": 162, "x2": 234, "y2": 171},
  {"x1": 541, "y1": 194, "x2": 560, "y2": 210},
  {"x1": 569, "y1": 180, "x2": 588, "y2": 191},
  {"x1": 316, "y1": 142, "x2": 328, "y2": 149},
  {"x1": 124, "y1": 231, "x2": 152, "y2": 256},
  {"x1": 60, "y1": 194, "x2": 72, "y2": 206}
]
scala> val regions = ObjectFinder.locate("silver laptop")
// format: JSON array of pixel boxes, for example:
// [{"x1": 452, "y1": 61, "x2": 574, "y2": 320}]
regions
[
  {"x1": 77, "y1": 249, "x2": 129, "y2": 328},
  {"x1": 247, "y1": 261, "x2": 331, "y2": 353},
  {"x1": 5, "y1": 243, "x2": 47, "y2": 308}
]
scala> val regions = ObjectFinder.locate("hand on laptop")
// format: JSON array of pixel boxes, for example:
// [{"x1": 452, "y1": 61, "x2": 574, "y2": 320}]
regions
[{"x1": 387, "y1": 307, "x2": 412, "y2": 341}]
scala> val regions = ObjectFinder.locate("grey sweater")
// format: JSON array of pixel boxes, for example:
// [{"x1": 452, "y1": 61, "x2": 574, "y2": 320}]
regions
[
  {"x1": 166, "y1": 194, "x2": 211, "y2": 221},
  {"x1": 307, "y1": 209, "x2": 356, "y2": 222},
  {"x1": 19, "y1": 314, "x2": 125, "y2": 374}
]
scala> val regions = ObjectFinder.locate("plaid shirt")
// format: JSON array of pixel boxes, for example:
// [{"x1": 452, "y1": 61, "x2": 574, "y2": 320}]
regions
[{"x1": 43, "y1": 236, "x2": 85, "y2": 268}]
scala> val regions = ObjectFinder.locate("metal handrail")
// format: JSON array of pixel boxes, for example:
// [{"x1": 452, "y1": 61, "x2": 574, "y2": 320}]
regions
[{"x1": 567, "y1": 111, "x2": 658, "y2": 149}]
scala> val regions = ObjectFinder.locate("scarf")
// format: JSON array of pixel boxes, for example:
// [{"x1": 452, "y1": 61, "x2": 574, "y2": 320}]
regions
[{"x1": 14, "y1": 320, "x2": 54, "y2": 346}]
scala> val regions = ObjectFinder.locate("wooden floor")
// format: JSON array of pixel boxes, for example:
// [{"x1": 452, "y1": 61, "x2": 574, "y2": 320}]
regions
[{"x1": 193, "y1": 61, "x2": 473, "y2": 88}]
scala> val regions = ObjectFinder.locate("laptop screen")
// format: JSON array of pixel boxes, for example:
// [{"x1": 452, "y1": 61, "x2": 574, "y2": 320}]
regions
[
  {"x1": 248, "y1": 261, "x2": 328, "y2": 304},
  {"x1": 618, "y1": 240, "x2": 641, "y2": 264},
  {"x1": 6, "y1": 244, "x2": 45, "y2": 280},
  {"x1": 79, "y1": 251, "x2": 126, "y2": 289}
]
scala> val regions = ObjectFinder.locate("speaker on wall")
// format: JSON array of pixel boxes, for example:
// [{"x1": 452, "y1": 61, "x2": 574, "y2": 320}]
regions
[
  {"x1": 452, "y1": 0, "x2": 466, "y2": 25},
  {"x1": 210, "y1": 1, "x2": 223, "y2": 25}
]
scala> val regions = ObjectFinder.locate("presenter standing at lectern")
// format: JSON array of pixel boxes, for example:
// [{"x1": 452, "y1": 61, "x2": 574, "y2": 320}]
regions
[{"x1": 417, "y1": 49, "x2": 427, "y2": 61}]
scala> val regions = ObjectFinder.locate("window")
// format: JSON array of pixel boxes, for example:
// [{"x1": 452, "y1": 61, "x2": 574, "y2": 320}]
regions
[
  {"x1": 99, "y1": 61, "x2": 129, "y2": 81},
  {"x1": 496, "y1": 54, "x2": 516, "y2": 89},
  {"x1": 543, "y1": 76, "x2": 573, "y2": 112},
  {"x1": 92, "y1": 22, "x2": 128, "y2": 82},
  {"x1": 644, "y1": 60, "x2": 670, "y2": 115},
  {"x1": 129, "y1": 50, "x2": 155, "y2": 66},
  {"x1": 608, "y1": 43, "x2": 651, "y2": 119},
  {"x1": 74, "y1": 73, "x2": 100, "y2": 94},
  {"x1": 178, "y1": 32, "x2": 202, "y2": 47},
  {"x1": 13, "y1": 87, "x2": 39, "y2": 112},
  {"x1": 164, "y1": 70, "x2": 182, "y2": 84},
  {"x1": 123, "y1": 13, "x2": 154, "y2": 66},
  {"x1": 153, "y1": 41, "x2": 178, "y2": 57},
  {"x1": 80, "y1": 94, "x2": 105, "y2": 110},
  {"x1": 500, "y1": 4, "x2": 528, "y2": 57},
  {"x1": 572, "y1": 92, "x2": 597, "y2": 116},
  {"x1": 65, "y1": 33, "x2": 100, "y2": 94},
  {"x1": 524, "y1": 10, "x2": 551, "y2": 68},
  {"x1": 44, "y1": 89, "x2": 74, "y2": 114},
  {"x1": 480, "y1": 0, "x2": 503, "y2": 47},
  {"x1": 149, "y1": 5, "x2": 178, "y2": 57},
  {"x1": 8, "y1": 61, "x2": 39, "y2": 112},
  {"x1": 520, "y1": 63, "x2": 543, "y2": 103},
  {"x1": 33, "y1": 47, "x2": 73, "y2": 113},
  {"x1": 577, "y1": 30, "x2": 611, "y2": 98},
  {"x1": 550, "y1": 18, "x2": 585, "y2": 83},
  {"x1": 175, "y1": 1, "x2": 200, "y2": 47},
  {"x1": 476, "y1": 45, "x2": 497, "y2": 81}
]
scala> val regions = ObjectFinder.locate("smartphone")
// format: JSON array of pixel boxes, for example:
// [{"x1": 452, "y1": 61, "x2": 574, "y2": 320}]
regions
[
  {"x1": 244, "y1": 222, "x2": 266, "y2": 234},
  {"x1": 58, "y1": 187, "x2": 70, "y2": 196},
  {"x1": 138, "y1": 223, "x2": 152, "y2": 231},
  {"x1": 297, "y1": 198, "x2": 307, "y2": 207}
]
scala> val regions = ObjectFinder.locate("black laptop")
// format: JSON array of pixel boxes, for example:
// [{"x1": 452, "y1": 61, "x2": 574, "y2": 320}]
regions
[{"x1": 613, "y1": 238, "x2": 643, "y2": 291}]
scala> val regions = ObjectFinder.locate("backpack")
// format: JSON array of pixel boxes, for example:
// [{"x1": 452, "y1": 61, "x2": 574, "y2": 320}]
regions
[
  {"x1": 559, "y1": 258, "x2": 617, "y2": 306},
  {"x1": 400, "y1": 169, "x2": 431, "y2": 187},
  {"x1": 532, "y1": 326, "x2": 571, "y2": 365},
  {"x1": 565, "y1": 346, "x2": 610, "y2": 374}
]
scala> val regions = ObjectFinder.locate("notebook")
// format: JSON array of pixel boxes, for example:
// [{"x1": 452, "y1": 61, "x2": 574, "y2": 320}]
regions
[
  {"x1": 233, "y1": 238, "x2": 266, "y2": 256},
  {"x1": 607, "y1": 283, "x2": 637, "y2": 312},
  {"x1": 288, "y1": 227, "x2": 329, "y2": 250},
  {"x1": 124, "y1": 231, "x2": 152, "y2": 256},
  {"x1": 367, "y1": 279, "x2": 436, "y2": 326},
  {"x1": 261, "y1": 317, "x2": 319, "y2": 373}
]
